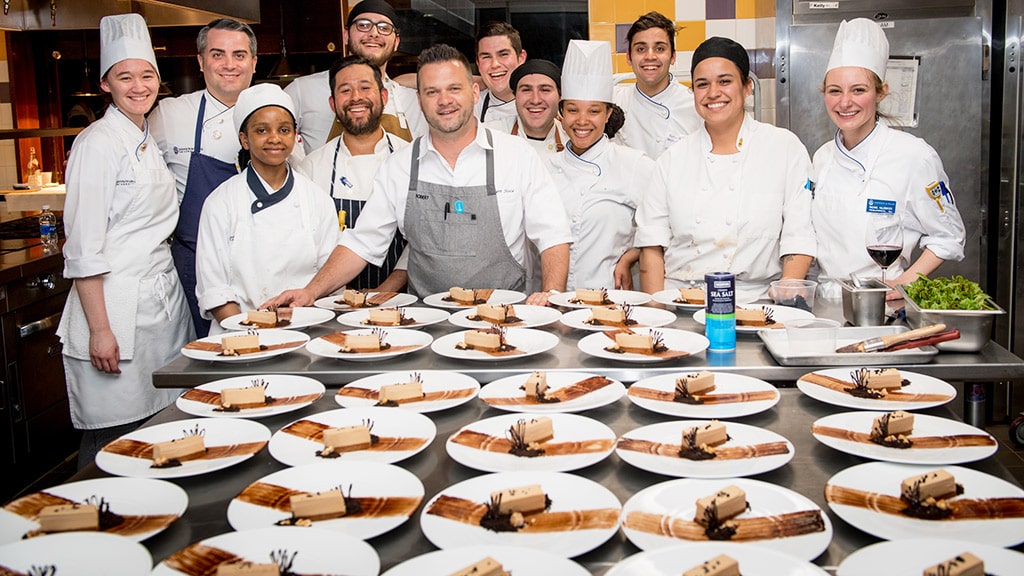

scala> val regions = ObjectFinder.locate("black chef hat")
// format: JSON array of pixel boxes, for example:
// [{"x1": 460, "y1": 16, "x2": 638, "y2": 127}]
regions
[
  {"x1": 690, "y1": 36, "x2": 750, "y2": 81},
  {"x1": 346, "y1": 0, "x2": 400, "y2": 30},
  {"x1": 510, "y1": 59, "x2": 562, "y2": 93}
]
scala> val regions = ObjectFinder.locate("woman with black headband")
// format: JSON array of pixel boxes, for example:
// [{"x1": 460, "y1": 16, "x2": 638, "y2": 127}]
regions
[{"x1": 635, "y1": 37, "x2": 816, "y2": 303}]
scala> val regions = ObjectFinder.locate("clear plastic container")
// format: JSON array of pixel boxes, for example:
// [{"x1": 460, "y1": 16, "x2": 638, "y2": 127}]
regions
[{"x1": 39, "y1": 204, "x2": 58, "y2": 253}]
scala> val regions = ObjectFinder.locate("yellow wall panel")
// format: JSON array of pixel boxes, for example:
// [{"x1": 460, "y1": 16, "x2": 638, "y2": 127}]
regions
[
  {"x1": 616, "y1": 0, "x2": 646, "y2": 23},
  {"x1": 589, "y1": 0, "x2": 616, "y2": 24},
  {"x1": 736, "y1": 0, "x2": 756, "y2": 19},
  {"x1": 613, "y1": 52, "x2": 630, "y2": 74},
  {"x1": 590, "y1": 23, "x2": 616, "y2": 46},
  {"x1": 645, "y1": 0, "x2": 676, "y2": 20},
  {"x1": 676, "y1": 20, "x2": 707, "y2": 51},
  {"x1": 755, "y1": 0, "x2": 776, "y2": 18}
]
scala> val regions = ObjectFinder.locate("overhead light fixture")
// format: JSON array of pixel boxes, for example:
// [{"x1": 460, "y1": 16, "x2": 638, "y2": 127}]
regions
[
  {"x1": 70, "y1": 32, "x2": 102, "y2": 97},
  {"x1": 268, "y1": 4, "x2": 300, "y2": 80}
]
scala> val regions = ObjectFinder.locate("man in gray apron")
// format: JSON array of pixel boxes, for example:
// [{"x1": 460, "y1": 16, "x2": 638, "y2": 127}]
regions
[
  {"x1": 150, "y1": 19, "x2": 257, "y2": 337},
  {"x1": 264, "y1": 44, "x2": 572, "y2": 310}
]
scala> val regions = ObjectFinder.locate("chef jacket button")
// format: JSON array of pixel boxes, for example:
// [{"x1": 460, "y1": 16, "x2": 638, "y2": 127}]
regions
[
  {"x1": 213, "y1": 130, "x2": 222, "y2": 139},
  {"x1": 217, "y1": 118, "x2": 223, "y2": 124},
  {"x1": 725, "y1": 219, "x2": 733, "y2": 226},
  {"x1": 256, "y1": 201, "x2": 263, "y2": 208}
]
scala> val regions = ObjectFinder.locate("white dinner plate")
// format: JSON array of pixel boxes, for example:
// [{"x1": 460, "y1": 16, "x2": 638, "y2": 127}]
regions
[
  {"x1": 420, "y1": 471, "x2": 621, "y2": 558},
  {"x1": 548, "y1": 289, "x2": 652, "y2": 308},
  {"x1": 559, "y1": 306, "x2": 677, "y2": 332},
  {"x1": 95, "y1": 417, "x2": 270, "y2": 479},
  {"x1": 336, "y1": 370, "x2": 480, "y2": 413},
  {"x1": 824, "y1": 462, "x2": 1024, "y2": 547},
  {"x1": 577, "y1": 328, "x2": 709, "y2": 363},
  {"x1": 431, "y1": 328, "x2": 559, "y2": 362},
  {"x1": 181, "y1": 329, "x2": 309, "y2": 363},
  {"x1": 175, "y1": 374, "x2": 325, "y2": 419},
  {"x1": 0, "y1": 477, "x2": 186, "y2": 545},
  {"x1": 693, "y1": 304, "x2": 815, "y2": 333},
  {"x1": 651, "y1": 287, "x2": 705, "y2": 311},
  {"x1": 837, "y1": 538, "x2": 1024, "y2": 576},
  {"x1": 227, "y1": 460, "x2": 424, "y2": 539},
  {"x1": 306, "y1": 328, "x2": 433, "y2": 361},
  {"x1": 152, "y1": 526, "x2": 379, "y2": 576},
  {"x1": 336, "y1": 307, "x2": 451, "y2": 330},
  {"x1": 627, "y1": 372, "x2": 780, "y2": 418},
  {"x1": 621, "y1": 477, "x2": 832, "y2": 560},
  {"x1": 269, "y1": 407, "x2": 436, "y2": 467},
  {"x1": 812, "y1": 411, "x2": 998, "y2": 465},
  {"x1": 448, "y1": 305, "x2": 562, "y2": 329},
  {"x1": 381, "y1": 545, "x2": 590, "y2": 576},
  {"x1": 219, "y1": 306, "x2": 335, "y2": 331},
  {"x1": 478, "y1": 372, "x2": 626, "y2": 413},
  {"x1": 797, "y1": 368, "x2": 957, "y2": 410},
  {"x1": 422, "y1": 289, "x2": 526, "y2": 309},
  {"x1": 0, "y1": 532, "x2": 152, "y2": 576},
  {"x1": 314, "y1": 292, "x2": 418, "y2": 311},
  {"x1": 446, "y1": 412, "x2": 616, "y2": 473},
  {"x1": 606, "y1": 542, "x2": 831, "y2": 576},
  {"x1": 616, "y1": 420, "x2": 794, "y2": 478}
]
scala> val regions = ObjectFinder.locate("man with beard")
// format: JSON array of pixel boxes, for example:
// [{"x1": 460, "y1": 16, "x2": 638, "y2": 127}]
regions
[
  {"x1": 297, "y1": 56, "x2": 409, "y2": 290},
  {"x1": 286, "y1": 0, "x2": 426, "y2": 153},
  {"x1": 264, "y1": 44, "x2": 572, "y2": 309}
]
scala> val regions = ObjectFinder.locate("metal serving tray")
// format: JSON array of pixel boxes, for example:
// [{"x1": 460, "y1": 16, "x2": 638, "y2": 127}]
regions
[
  {"x1": 898, "y1": 284, "x2": 1005, "y2": 352},
  {"x1": 759, "y1": 325, "x2": 939, "y2": 366}
]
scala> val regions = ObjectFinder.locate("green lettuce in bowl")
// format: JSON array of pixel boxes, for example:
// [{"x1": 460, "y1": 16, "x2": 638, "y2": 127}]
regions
[{"x1": 902, "y1": 274, "x2": 996, "y2": 311}]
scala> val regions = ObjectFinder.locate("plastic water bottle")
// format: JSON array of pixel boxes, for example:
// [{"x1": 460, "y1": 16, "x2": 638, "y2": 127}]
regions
[{"x1": 39, "y1": 205, "x2": 58, "y2": 253}]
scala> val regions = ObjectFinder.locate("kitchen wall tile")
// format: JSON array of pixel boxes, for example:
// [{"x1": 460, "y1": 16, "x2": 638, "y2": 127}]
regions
[
  {"x1": 676, "y1": 20, "x2": 707, "y2": 51},
  {"x1": 736, "y1": 0, "x2": 757, "y2": 19},
  {"x1": 705, "y1": 0, "x2": 736, "y2": 20},
  {"x1": 755, "y1": 16, "x2": 776, "y2": 47},
  {"x1": 645, "y1": 0, "x2": 676, "y2": 20},
  {"x1": 755, "y1": 0, "x2": 775, "y2": 18},
  {"x1": 613, "y1": 52, "x2": 630, "y2": 74},
  {"x1": 675, "y1": 0, "x2": 705, "y2": 20},
  {"x1": 705, "y1": 19, "x2": 736, "y2": 40},
  {"x1": 615, "y1": 23, "x2": 631, "y2": 52},
  {"x1": 616, "y1": 2, "x2": 646, "y2": 23},
  {"x1": 590, "y1": 22, "x2": 617, "y2": 47},
  {"x1": 589, "y1": 0, "x2": 615, "y2": 23},
  {"x1": 0, "y1": 61, "x2": 8, "y2": 84},
  {"x1": 736, "y1": 18, "x2": 756, "y2": 48}
]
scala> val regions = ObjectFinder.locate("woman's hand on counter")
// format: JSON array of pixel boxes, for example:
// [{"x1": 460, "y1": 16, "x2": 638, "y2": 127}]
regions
[{"x1": 89, "y1": 328, "x2": 121, "y2": 374}]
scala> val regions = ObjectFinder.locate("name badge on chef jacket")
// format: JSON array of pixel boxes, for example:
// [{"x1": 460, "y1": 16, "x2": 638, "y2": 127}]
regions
[{"x1": 866, "y1": 198, "x2": 897, "y2": 214}]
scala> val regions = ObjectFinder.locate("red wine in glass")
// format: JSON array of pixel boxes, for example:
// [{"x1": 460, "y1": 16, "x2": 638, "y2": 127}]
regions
[{"x1": 866, "y1": 244, "x2": 901, "y2": 268}]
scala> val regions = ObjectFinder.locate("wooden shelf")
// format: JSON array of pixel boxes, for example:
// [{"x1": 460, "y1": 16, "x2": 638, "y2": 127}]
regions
[{"x1": 0, "y1": 128, "x2": 83, "y2": 140}]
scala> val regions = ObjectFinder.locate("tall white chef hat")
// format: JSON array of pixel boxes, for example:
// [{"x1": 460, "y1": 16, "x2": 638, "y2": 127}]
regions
[
  {"x1": 100, "y1": 13, "x2": 159, "y2": 79},
  {"x1": 561, "y1": 40, "x2": 613, "y2": 103},
  {"x1": 826, "y1": 18, "x2": 889, "y2": 80},
  {"x1": 233, "y1": 83, "x2": 297, "y2": 134}
]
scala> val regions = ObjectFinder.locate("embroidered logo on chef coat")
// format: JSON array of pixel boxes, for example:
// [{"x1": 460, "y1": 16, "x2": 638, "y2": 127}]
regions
[
  {"x1": 926, "y1": 181, "x2": 954, "y2": 213},
  {"x1": 172, "y1": 146, "x2": 194, "y2": 155}
]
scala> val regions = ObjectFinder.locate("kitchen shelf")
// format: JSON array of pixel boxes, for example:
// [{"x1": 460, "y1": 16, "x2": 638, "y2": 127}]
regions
[{"x1": 0, "y1": 128, "x2": 83, "y2": 140}]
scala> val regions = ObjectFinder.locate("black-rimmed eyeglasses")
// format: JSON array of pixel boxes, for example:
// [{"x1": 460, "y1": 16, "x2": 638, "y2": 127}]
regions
[{"x1": 352, "y1": 19, "x2": 396, "y2": 36}]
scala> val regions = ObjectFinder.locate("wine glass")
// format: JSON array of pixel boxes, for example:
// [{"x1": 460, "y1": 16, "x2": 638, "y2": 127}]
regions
[{"x1": 864, "y1": 214, "x2": 904, "y2": 285}]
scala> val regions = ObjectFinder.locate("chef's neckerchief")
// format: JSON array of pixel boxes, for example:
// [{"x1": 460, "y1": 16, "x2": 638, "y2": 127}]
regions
[{"x1": 247, "y1": 163, "x2": 294, "y2": 214}]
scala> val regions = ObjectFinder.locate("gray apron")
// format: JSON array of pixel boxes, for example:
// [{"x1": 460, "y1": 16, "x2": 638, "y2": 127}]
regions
[{"x1": 403, "y1": 129, "x2": 525, "y2": 297}]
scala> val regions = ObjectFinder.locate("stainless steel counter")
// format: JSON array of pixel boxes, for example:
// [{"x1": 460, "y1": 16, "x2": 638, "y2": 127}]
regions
[
  {"x1": 69, "y1": 389, "x2": 1022, "y2": 574},
  {"x1": 152, "y1": 301, "x2": 1024, "y2": 388}
]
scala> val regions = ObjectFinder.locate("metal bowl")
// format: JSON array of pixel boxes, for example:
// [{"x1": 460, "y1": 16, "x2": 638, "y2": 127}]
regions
[{"x1": 897, "y1": 284, "x2": 1005, "y2": 352}]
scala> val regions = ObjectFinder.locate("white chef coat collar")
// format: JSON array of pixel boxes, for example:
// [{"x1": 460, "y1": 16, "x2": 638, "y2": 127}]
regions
[
  {"x1": 107, "y1": 104, "x2": 151, "y2": 159},
  {"x1": 833, "y1": 120, "x2": 884, "y2": 173},
  {"x1": 699, "y1": 112, "x2": 755, "y2": 155},
  {"x1": 336, "y1": 126, "x2": 394, "y2": 157},
  {"x1": 203, "y1": 88, "x2": 233, "y2": 113},
  {"x1": 633, "y1": 74, "x2": 677, "y2": 119},
  {"x1": 419, "y1": 121, "x2": 491, "y2": 160},
  {"x1": 249, "y1": 163, "x2": 294, "y2": 194},
  {"x1": 566, "y1": 133, "x2": 609, "y2": 176}
]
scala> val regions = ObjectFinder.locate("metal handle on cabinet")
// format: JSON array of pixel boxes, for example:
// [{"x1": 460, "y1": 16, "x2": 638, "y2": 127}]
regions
[
  {"x1": 18, "y1": 312, "x2": 62, "y2": 339},
  {"x1": 26, "y1": 273, "x2": 56, "y2": 290}
]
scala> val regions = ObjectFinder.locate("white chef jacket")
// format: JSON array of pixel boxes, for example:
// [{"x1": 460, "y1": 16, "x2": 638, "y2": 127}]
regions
[
  {"x1": 548, "y1": 136, "x2": 649, "y2": 289},
  {"x1": 811, "y1": 121, "x2": 966, "y2": 298},
  {"x1": 57, "y1": 105, "x2": 192, "y2": 429},
  {"x1": 635, "y1": 114, "x2": 817, "y2": 303},
  {"x1": 340, "y1": 125, "x2": 574, "y2": 270},
  {"x1": 285, "y1": 70, "x2": 427, "y2": 153},
  {"x1": 149, "y1": 90, "x2": 240, "y2": 204},
  {"x1": 483, "y1": 115, "x2": 566, "y2": 161},
  {"x1": 196, "y1": 165, "x2": 339, "y2": 334},
  {"x1": 297, "y1": 128, "x2": 409, "y2": 201},
  {"x1": 474, "y1": 88, "x2": 518, "y2": 123},
  {"x1": 613, "y1": 79, "x2": 702, "y2": 159}
]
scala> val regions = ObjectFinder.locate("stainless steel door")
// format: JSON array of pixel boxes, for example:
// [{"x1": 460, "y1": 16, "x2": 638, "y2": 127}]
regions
[{"x1": 995, "y1": 0, "x2": 1022, "y2": 355}]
